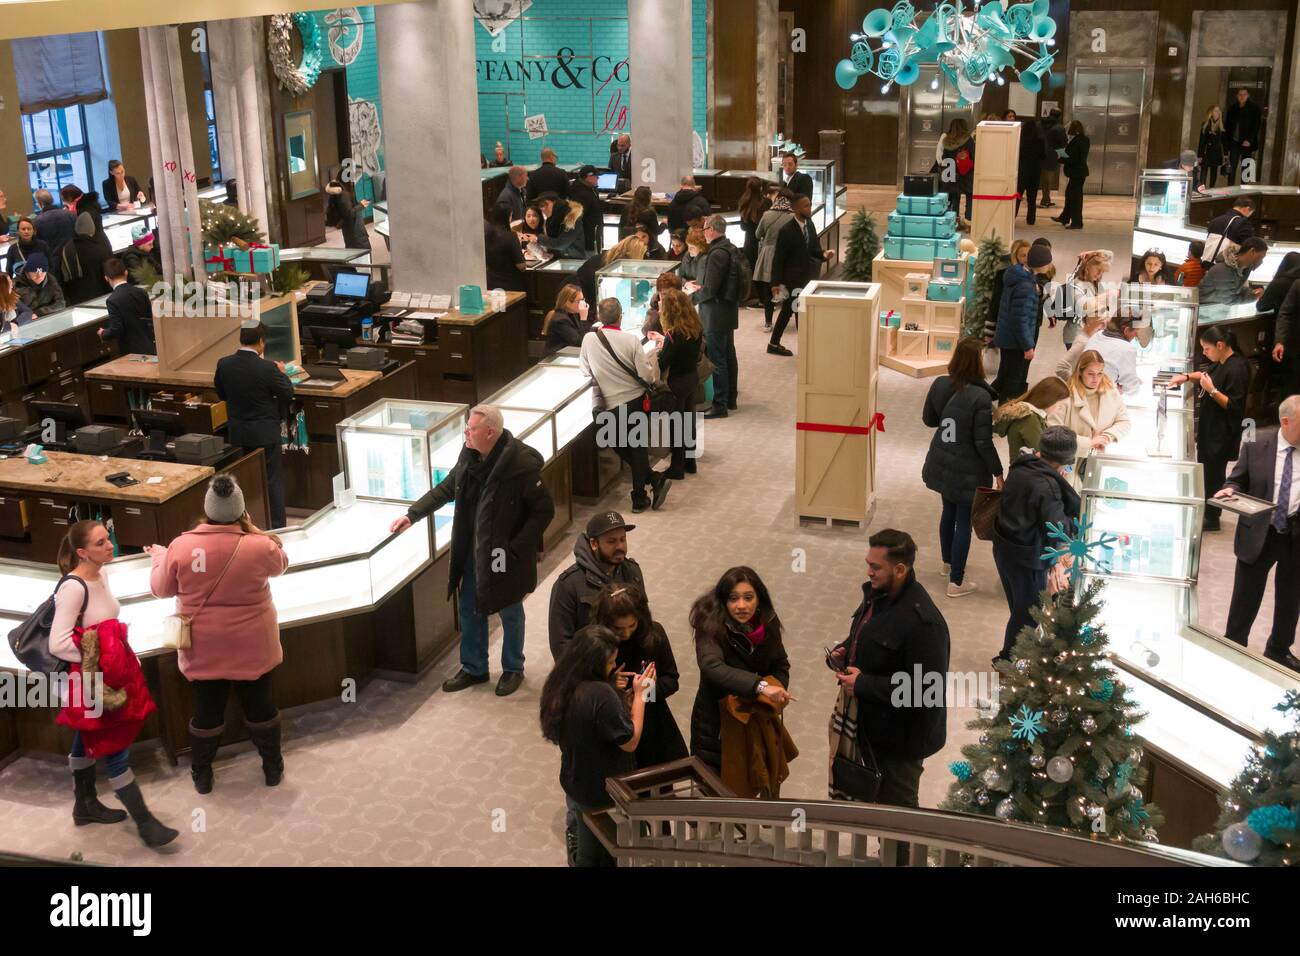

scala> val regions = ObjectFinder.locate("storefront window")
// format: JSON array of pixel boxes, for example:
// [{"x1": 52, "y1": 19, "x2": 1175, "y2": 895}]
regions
[{"x1": 23, "y1": 105, "x2": 92, "y2": 201}]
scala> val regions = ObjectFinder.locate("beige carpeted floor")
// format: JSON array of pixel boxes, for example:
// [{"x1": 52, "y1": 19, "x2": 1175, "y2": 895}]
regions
[{"x1": 0, "y1": 188, "x2": 1279, "y2": 865}]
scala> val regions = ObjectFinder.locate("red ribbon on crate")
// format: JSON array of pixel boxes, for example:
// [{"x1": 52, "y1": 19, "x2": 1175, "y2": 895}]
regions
[
  {"x1": 796, "y1": 412, "x2": 885, "y2": 436},
  {"x1": 971, "y1": 193, "x2": 1021, "y2": 201}
]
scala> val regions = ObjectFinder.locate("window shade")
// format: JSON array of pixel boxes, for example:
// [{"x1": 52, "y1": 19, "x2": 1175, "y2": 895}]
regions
[{"x1": 11, "y1": 33, "x2": 108, "y2": 114}]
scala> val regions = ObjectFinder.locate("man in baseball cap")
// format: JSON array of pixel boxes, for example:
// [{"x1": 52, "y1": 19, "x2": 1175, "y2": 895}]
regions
[
  {"x1": 570, "y1": 166, "x2": 604, "y2": 254},
  {"x1": 547, "y1": 510, "x2": 645, "y2": 660}
]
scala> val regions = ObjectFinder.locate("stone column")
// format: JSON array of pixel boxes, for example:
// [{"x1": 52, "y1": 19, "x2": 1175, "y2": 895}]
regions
[
  {"x1": 1284, "y1": 0, "x2": 1300, "y2": 185},
  {"x1": 376, "y1": 0, "x2": 485, "y2": 293},
  {"x1": 629, "y1": 0, "x2": 694, "y2": 192},
  {"x1": 139, "y1": 25, "x2": 204, "y2": 281},
  {"x1": 207, "y1": 18, "x2": 277, "y2": 239},
  {"x1": 754, "y1": 0, "x2": 780, "y2": 167}
]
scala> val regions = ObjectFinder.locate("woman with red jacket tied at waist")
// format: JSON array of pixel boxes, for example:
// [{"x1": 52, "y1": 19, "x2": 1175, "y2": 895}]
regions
[
  {"x1": 51, "y1": 520, "x2": 178, "y2": 849},
  {"x1": 149, "y1": 475, "x2": 289, "y2": 794}
]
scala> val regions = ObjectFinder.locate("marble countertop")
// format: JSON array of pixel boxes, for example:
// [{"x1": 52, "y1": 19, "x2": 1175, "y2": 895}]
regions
[
  {"x1": 435, "y1": 291, "x2": 526, "y2": 326},
  {"x1": 86, "y1": 354, "x2": 382, "y2": 399},
  {"x1": 0, "y1": 451, "x2": 211, "y2": 503}
]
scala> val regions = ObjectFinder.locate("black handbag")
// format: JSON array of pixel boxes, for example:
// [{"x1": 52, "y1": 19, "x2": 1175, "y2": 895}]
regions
[
  {"x1": 833, "y1": 749, "x2": 883, "y2": 802},
  {"x1": 7, "y1": 575, "x2": 85, "y2": 674},
  {"x1": 595, "y1": 328, "x2": 677, "y2": 414}
]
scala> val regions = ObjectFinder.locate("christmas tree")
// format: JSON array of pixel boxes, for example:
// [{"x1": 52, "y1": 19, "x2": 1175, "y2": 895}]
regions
[
  {"x1": 942, "y1": 520, "x2": 1164, "y2": 842},
  {"x1": 841, "y1": 208, "x2": 881, "y2": 282},
  {"x1": 1194, "y1": 691, "x2": 1300, "y2": 865},
  {"x1": 200, "y1": 199, "x2": 265, "y2": 248},
  {"x1": 962, "y1": 233, "x2": 1006, "y2": 338}
]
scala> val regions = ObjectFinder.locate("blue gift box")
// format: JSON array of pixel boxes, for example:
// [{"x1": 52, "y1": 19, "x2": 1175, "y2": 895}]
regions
[
  {"x1": 902, "y1": 237, "x2": 958, "y2": 260},
  {"x1": 927, "y1": 279, "x2": 964, "y2": 302},
  {"x1": 884, "y1": 235, "x2": 905, "y2": 259},
  {"x1": 888, "y1": 211, "x2": 957, "y2": 239},
  {"x1": 895, "y1": 193, "x2": 949, "y2": 216},
  {"x1": 228, "y1": 243, "x2": 281, "y2": 273}
]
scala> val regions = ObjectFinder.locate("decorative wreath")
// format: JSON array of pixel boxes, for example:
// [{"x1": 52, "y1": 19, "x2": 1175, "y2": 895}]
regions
[{"x1": 269, "y1": 12, "x2": 324, "y2": 97}]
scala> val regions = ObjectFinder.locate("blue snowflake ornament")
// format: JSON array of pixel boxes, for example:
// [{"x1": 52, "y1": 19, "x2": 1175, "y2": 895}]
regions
[
  {"x1": 1009, "y1": 705, "x2": 1046, "y2": 743},
  {"x1": 1040, "y1": 518, "x2": 1119, "y2": 586},
  {"x1": 1247, "y1": 804, "x2": 1298, "y2": 843},
  {"x1": 949, "y1": 760, "x2": 973, "y2": 782},
  {"x1": 1127, "y1": 796, "x2": 1150, "y2": 825},
  {"x1": 1113, "y1": 760, "x2": 1133, "y2": 791},
  {"x1": 1090, "y1": 680, "x2": 1114, "y2": 702},
  {"x1": 1078, "y1": 624, "x2": 1097, "y2": 646}
]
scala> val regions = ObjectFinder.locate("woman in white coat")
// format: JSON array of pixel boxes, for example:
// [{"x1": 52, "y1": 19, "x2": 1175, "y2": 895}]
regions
[{"x1": 1047, "y1": 349, "x2": 1131, "y2": 456}]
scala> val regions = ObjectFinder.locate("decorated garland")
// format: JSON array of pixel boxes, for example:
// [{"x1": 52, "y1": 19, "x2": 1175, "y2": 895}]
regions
[{"x1": 269, "y1": 12, "x2": 324, "y2": 97}]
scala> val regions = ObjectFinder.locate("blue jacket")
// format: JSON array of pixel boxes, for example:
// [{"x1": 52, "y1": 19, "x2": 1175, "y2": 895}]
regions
[{"x1": 993, "y1": 264, "x2": 1038, "y2": 351}]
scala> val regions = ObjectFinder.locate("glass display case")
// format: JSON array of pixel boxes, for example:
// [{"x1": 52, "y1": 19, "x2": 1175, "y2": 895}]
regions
[
  {"x1": 767, "y1": 157, "x2": 838, "y2": 215},
  {"x1": 0, "y1": 499, "x2": 432, "y2": 672},
  {"x1": 484, "y1": 358, "x2": 596, "y2": 456},
  {"x1": 1137, "y1": 168, "x2": 1192, "y2": 224},
  {"x1": 336, "y1": 400, "x2": 467, "y2": 503},
  {"x1": 102, "y1": 210, "x2": 156, "y2": 254},
  {"x1": 0, "y1": 307, "x2": 110, "y2": 352},
  {"x1": 595, "y1": 259, "x2": 679, "y2": 336},
  {"x1": 1105, "y1": 402, "x2": 1194, "y2": 462},
  {"x1": 280, "y1": 246, "x2": 369, "y2": 264}
]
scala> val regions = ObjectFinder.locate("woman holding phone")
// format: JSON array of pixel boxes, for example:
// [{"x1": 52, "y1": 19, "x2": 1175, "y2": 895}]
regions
[{"x1": 540, "y1": 624, "x2": 652, "y2": 867}]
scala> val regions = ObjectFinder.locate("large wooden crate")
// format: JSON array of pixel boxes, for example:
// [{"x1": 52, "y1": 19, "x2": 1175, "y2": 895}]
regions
[
  {"x1": 970, "y1": 121, "x2": 1021, "y2": 251},
  {"x1": 154, "y1": 290, "x2": 301, "y2": 383}
]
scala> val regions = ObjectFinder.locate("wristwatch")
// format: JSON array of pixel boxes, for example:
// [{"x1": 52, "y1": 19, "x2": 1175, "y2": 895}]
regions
[{"x1": 756, "y1": 680, "x2": 770, "y2": 696}]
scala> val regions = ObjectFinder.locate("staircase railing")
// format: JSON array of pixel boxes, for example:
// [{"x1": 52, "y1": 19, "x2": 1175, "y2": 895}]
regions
[{"x1": 585, "y1": 758, "x2": 1234, "y2": 867}]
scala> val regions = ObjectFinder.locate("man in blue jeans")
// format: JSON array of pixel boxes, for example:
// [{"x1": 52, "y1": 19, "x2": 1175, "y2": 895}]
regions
[{"x1": 391, "y1": 405, "x2": 554, "y2": 696}]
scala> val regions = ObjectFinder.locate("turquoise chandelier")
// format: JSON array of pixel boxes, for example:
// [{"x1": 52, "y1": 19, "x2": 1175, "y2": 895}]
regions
[{"x1": 835, "y1": 0, "x2": 1058, "y2": 104}]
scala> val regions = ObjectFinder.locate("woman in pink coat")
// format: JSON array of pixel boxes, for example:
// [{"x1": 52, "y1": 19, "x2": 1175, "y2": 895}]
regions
[{"x1": 149, "y1": 475, "x2": 289, "y2": 794}]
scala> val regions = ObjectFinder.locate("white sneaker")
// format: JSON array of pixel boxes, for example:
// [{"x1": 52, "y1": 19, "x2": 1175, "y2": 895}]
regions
[
  {"x1": 941, "y1": 563, "x2": 951, "y2": 577},
  {"x1": 947, "y1": 580, "x2": 978, "y2": 599}
]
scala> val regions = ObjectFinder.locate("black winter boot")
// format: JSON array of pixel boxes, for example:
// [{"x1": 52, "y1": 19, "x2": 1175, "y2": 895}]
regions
[
  {"x1": 189, "y1": 722, "x2": 225, "y2": 795},
  {"x1": 114, "y1": 781, "x2": 179, "y2": 849},
  {"x1": 245, "y1": 715, "x2": 284, "y2": 786},
  {"x1": 72, "y1": 767, "x2": 127, "y2": 826}
]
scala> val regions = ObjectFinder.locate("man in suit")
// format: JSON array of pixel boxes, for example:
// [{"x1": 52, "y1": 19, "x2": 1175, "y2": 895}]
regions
[
  {"x1": 779, "y1": 152, "x2": 814, "y2": 202},
  {"x1": 608, "y1": 134, "x2": 632, "y2": 184},
  {"x1": 102, "y1": 160, "x2": 146, "y2": 212},
  {"x1": 97, "y1": 258, "x2": 156, "y2": 355},
  {"x1": 494, "y1": 166, "x2": 528, "y2": 224},
  {"x1": 1214, "y1": 394, "x2": 1300, "y2": 670},
  {"x1": 768, "y1": 192, "x2": 833, "y2": 356},
  {"x1": 1225, "y1": 87, "x2": 1263, "y2": 187},
  {"x1": 215, "y1": 322, "x2": 295, "y2": 530},
  {"x1": 569, "y1": 165, "x2": 603, "y2": 255},
  {"x1": 527, "y1": 147, "x2": 569, "y2": 201}
]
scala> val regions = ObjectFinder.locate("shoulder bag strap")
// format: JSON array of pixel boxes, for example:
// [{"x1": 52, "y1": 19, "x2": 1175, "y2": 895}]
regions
[
  {"x1": 1211, "y1": 215, "x2": 1241, "y2": 262},
  {"x1": 57, "y1": 574, "x2": 91, "y2": 628},
  {"x1": 189, "y1": 536, "x2": 245, "y2": 620},
  {"x1": 595, "y1": 327, "x2": 653, "y2": 393}
]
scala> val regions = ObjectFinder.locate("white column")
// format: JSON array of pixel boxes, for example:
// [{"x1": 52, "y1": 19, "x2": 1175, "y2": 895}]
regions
[
  {"x1": 139, "y1": 25, "x2": 204, "y2": 281},
  {"x1": 629, "y1": 0, "x2": 694, "y2": 192},
  {"x1": 207, "y1": 17, "x2": 276, "y2": 239},
  {"x1": 376, "y1": 0, "x2": 485, "y2": 293},
  {"x1": 754, "y1": 0, "x2": 779, "y2": 165}
]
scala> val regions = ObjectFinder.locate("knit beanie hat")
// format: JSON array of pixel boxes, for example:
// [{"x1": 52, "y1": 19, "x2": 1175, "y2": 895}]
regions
[
  {"x1": 132, "y1": 223, "x2": 154, "y2": 247},
  {"x1": 1027, "y1": 244, "x2": 1053, "y2": 269},
  {"x1": 204, "y1": 474, "x2": 245, "y2": 523},
  {"x1": 1038, "y1": 426, "x2": 1078, "y2": 467},
  {"x1": 75, "y1": 212, "x2": 95, "y2": 237}
]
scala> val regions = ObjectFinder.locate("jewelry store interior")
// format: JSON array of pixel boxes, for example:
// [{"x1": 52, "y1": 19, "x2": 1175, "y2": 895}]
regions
[{"x1": 0, "y1": 0, "x2": 1299, "y2": 876}]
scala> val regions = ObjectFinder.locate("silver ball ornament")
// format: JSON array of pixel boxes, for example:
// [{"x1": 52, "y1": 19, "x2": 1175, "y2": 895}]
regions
[
  {"x1": 1051, "y1": 709, "x2": 1068, "y2": 725},
  {"x1": 995, "y1": 798, "x2": 1017, "y2": 820},
  {"x1": 1055, "y1": 651, "x2": 1069, "y2": 665},
  {"x1": 976, "y1": 790, "x2": 990, "y2": 806},
  {"x1": 1014, "y1": 659, "x2": 1030, "y2": 675},
  {"x1": 1046, "y1": 756, "x2": 1073, "y2": 783},
  {"x1": 1029, "y1": 754, "x2": 1046, "y2": 770},
  {"x1": 1129, "y1": 748, "x2": 1142, "y2": 765},
  {"x1": 1081, "y1": 716, "x2": 1098, "y2": 734},
  {"x1": 979, "y1": 732, "x2": 991, "y2": 746}
]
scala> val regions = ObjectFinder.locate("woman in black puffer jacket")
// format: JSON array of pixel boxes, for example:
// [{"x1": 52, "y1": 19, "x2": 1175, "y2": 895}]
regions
[
  {"x1": 689, "y1": 566, "x2": 791, "y2": 771},
  {"x1": 921, "y1": 337, "x2": 1004, "y2": 599}
]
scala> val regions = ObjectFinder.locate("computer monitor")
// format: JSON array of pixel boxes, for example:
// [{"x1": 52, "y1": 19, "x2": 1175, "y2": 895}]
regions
[
  {"x1": 307, "y1": 325, "x2": 357, "y2": 364},
  {"x1": 332, "y1": 271, "x2": 370, "y2": 301},
  {"x1": 132, "y1": 409, "x2": 186, "y2": 455},
  {"x1": 597, "y1": 172, "x2": 618, "y2": 192},
  {"x1": 29, "y1": 400, "x2": 88, "y2": 446}
]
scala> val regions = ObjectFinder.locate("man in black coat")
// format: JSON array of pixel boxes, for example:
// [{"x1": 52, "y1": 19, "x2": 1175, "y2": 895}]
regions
[
  {"x1": 494, "y1": 166, "x2": 528, "y2": 224},
  {"x1": 98, "y1": 258, "x2": 156, "y2": 355},
  {"x1": 695, "y1": 215, "x2": 741, "y2": 418},
  {"x1": 991, "y1": 426, "x2": 1080, "y2": 663},
  {"x1": 547, "y1": 511, "x2": 646, "y2": 660},
  {"x1": 831, "y1": 529, "x2": 949, "y2": 828},
  {"x1": 214, "y1": 322, "x2": 295, "y2": 529},
  {"x1": 569, "y1": 165, "x2": 604, "y2": 256},
  {"x1": 393, "y1": 405, "x2": 555, "y2": 696},
  {"x1": 527, "y1": 147, "x2": 569, "y2": 201},
  {"x1": 1039, "y1": 110, "x2": 1067, "y2": 207},
  {"x1": 1225, "y1": 87, "x2": 1263, "y2": 187},
  {"x1": 666, "y1": 177, "x2": 711, "y2": 234},
  {"x1": 768, "y1": 192, "x2": 832, "y2": 354},
  {"x1": 32, "y1": 189, "x2": 76, "y2": 257},
  {"x1": 778, "y1": 152, "x2": 814, "y2": 202},
  {"x1": 1213, "y1": 397, "x2": 1300, "y2": 670}
]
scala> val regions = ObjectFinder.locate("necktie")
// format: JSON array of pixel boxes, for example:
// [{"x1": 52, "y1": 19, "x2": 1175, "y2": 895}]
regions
[{"x1": 1273, "y1": 446, "x2": 1293, "y2": 533}]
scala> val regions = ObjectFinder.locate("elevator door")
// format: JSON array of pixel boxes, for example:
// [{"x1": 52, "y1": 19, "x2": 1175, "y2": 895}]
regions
[
  {"x1": 1072, "y1": 67, "x2": 1145, "y2": 196},
  {"x1": 905, "y1": 67, "x2": 975, "y2": 178}
]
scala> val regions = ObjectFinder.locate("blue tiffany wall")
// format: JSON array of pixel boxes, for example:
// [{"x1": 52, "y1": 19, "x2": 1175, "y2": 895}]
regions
[
  {"x1": 308, "y1": 5, "x2": 385, "y2": 202},
  {"x1": 474, "y1": 0, "x2": 708, "y2": 168}
]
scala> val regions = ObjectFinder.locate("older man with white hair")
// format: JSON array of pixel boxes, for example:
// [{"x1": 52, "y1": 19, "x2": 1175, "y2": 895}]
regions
[
  {"x1": 1214, "y1": 394, "x2": 1300, "y2": 670},
  {"x1": 391, "y1": 404, "x2": 555, "y2": 696}
]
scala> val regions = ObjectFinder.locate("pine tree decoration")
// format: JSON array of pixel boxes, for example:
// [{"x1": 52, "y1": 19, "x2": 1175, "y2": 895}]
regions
[
  {"x1": 841, "y1": 208, "x2": 881, "y2": 282},
  {"x1": 200, "y1": 199, "x2": 265, "y2": 248},
  {"x1": 1194, "y1": 691, "x2": 1300, "y2": 865},
  {"x1": 963, "y1": 233, "x2": 1007, "y2": 338},
  {"x1": 129, "y1": 260, "x2": 163, "y2": 294},
  {"x1": 942, "y1": 521, "x2": 1164, "y2": 842}
]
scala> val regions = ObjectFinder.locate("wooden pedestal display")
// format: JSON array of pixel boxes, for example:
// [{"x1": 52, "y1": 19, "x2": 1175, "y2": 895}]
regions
[
  {"x1": 154, "y1": 292, "x2": 301, "y2": 385},
  {"x1": 795, "y1": 280, "x2": 879, "y2": 527},
  {"x1": 970, "y1": 121, "x2": 1021, "y2": 250},
  {"x1": 879, "y1": 290, "x2": 965, "y2": 379}
]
